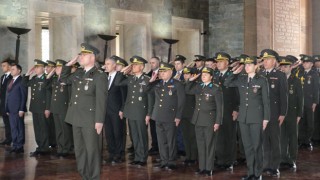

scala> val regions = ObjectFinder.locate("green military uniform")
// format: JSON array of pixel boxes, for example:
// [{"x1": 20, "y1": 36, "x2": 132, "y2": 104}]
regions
[
  {"x1": 185, "y1": 67, "x2": 223, "y2": 176},
  {"x1": 149, "y1": 62, "x2": 186, "y2": 169},
  {"x1": 279, "y1": 57, "x2": 303, "y2": 168},
  {"x1": 46, "y1": 60, "x2": 57, "y2": 148},
  {"x1": 22, "y1": 59, "x2": 51, "y2": 155},
  {"x1": 49, "y1": 59, "x2": 73, "y2": 156},
  {"x1": 60, "y1": 43, "x2": 107, "y2": 180},
  {"x1": 213, "y1": 52, "x2": 239, "y2": 169},
  {"x1": 298, "y1": 55, "x2": 319, "y2": 149},
  {"x1": 114, "y1": 56, "x2": 153, "y2": 165},
  {"x1": 181, "y1": 67, "x2": 198, "y2": 164},
  {"x1": 224, "y1": 56, "x2": 270, "y2": 179}
]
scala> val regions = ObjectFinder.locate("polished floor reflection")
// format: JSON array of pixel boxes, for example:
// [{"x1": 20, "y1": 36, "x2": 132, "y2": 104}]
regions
[{"x1": 0, "y1": 115, "x2": 320, "y2": 180}]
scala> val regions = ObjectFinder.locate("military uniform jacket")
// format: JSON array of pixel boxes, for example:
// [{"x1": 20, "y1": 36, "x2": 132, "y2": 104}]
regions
[
  {"x1": 185, "y1": 81, "x2": 223, "y2": 127},
  {"x1": 224, "y1": 74, "x2": 270, "y2": 124},
  {"x1": 48, "y1": 75, "x2": 71, "y2": 114},
  {"x1": 60, "y1": 66, "x2": 108, "y2": 127},
  {"x1": 22, "y1": 74, "x2": 51, "y2": 113},
  {"x1": 213, "y1": 69, "x2": 240, "y2": 113},
  {"x1": 181, "y1": 80, "x2": 196, "y2": 120},
  {"x1": 300, "y1": 69, "x2": 319, "y2": 107},
  {"x1": 149, "y1": 78, "x2": 185, "y2": 122},
  {"x1": 287, "y1": 74, "x2": 304, "y2": 117},
  {"x1": 114, "y1": 73, "x2": 153, "y2": 120},
  {"x1": 259, "y1": 68, "x2": 288, "y2": 121}
]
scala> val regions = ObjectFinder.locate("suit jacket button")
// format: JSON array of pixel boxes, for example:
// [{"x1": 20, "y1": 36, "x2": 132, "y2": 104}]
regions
[
  {"x1": 159, "y1": 105, "x2": 162, "y2": 107},
  {"x1": 198, "y1": 109, "x2": 200, "y2": 111},
  {"x1": 77, "y1": 88, "x2": 80, "y2": 91},
  {"x1": 161, "y1": 94, "x2": 163, "y2": 96},
  {"x1": 54, "y1": 99, "x2": 56, "y2": 101},
  {"x1": 131, "y1": 101, "x2": 134, "y2": 104},
  {"x1": 246, "y1": 104, "x2": 248, "y2": 106},
  {"x1": 132, "y1": 96, "x2": 134, "y2": 98},
  {"x1": 74, "y1": 102, "x2": 77, "y2": 104}
]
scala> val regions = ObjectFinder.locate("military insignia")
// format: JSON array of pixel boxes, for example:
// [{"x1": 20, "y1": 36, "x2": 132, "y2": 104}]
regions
[
  {"x1": 289, "y1": 89, "x2": 294, "y2": 94},
  {"x1": 252, "y1": 85, "x2": 260, "y2": 93},
  {"x1": 138, "y1": 96, "x2": 142, "y2": 101},
  {"x1": 204, "y1": 93, "x2": 211, "y2": 101},
  {"x1": 38, "y1": 82, "x2": 43, "y2": 91},
  {"x1": 84, "y1": 82, "x2": 89, "y2": 91},
  {"x1": 271, "y1": 84, "x2": 275, "y2": 89},
  {"x1": 217, "y1": 54, "x2": 222, "y2": 59},
  {"x1": 168, "y1": 89, "x2": 172, "y2": 96},
  {"x1": 60, "y1": 83, "x2": 66, "y2": 92},
  {"x1": 140, "y1": 81, "x2": 146, "y2": 86}
]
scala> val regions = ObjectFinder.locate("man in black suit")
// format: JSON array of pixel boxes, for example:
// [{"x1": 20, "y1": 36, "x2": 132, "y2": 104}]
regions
[
  {"x1": 104, "y1": 56, "x2": 127, "y2": 163},
  {"x1": 0, "y1": 58, "x2": 13, "y2": 146},
  {"x1": 5, "y1": 64, "x2": 27, "y2": 153},
  {"x1": 147, "y1": 57, "x2": 160, "y2": 155}
]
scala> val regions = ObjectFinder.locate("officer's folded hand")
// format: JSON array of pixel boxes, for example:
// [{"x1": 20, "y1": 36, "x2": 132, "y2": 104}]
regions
[
  {"x1": 263, "y1": 120, "x2": 268, "y2": 130},
  {"x1": 278, "y1": 115, "x2": 285, "y2": 126},
  {"x1": 297, "y1": 117, "x2": 301, "y2": 124},
  {"x1": 175, "y1": 118, "x2": 180, "y2": 127},
  {"x1": 95, "y1": 123, "x2": 103, "y2": 134},
  {"x1": 145, "y1": 116, "x2": 150, "y2": 125},
  {"x1": 232, "y1": 111, "x2": 239, "y2": 121},
  {"x1": 213, "y1": 124, "x2": 219, "y2": 132},
  {"x1": 312, "y1": 103, "x2": 317, "y2": 112},
  {"x1": 44, "y1": 110, "x2": 50, "y2": 119}
]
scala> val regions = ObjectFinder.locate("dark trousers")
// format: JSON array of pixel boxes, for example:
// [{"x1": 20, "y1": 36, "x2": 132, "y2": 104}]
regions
[
  {"x1": 237, "y1": 121, "x2": 246, "y2": 159},
  {"x1": 239, "y1": 122, "x2": 263, "y2": 177},
  {"x1": 73, "y1": 126, "x2": 101, "y2": 180},
  {"x1": 195, "y1": 125, "x2": 217, "y2": 171},
  {"x1": 299, "y1": 106, "x2": 314, "y2": 144},
  {"x1": 176, "y1": 125, "x2": 185, "y2": 152},
  {"x1": 149, "y1": 119, "x2": 158, "y2": 149},
  {"x1": 32, "y1": 113, "x2": 49, "y2": 152},
  {"x1": 47, "y1": 113, "x2": 56, "y2": 146},
  {"x1": 53, "y1": 113, "x2": 72, "y2": 154},
  {"x1": 216, "y1": 114, "x2": 237, "y2": 165},
  {"x1": 156, "y1": 121, "x2": 177, "y2": 166},
  {"x1": 263, "y1": 119, "x2": 281, "y2": 170},
  {"x1": 281, "y1": 114, "x2": 298, "y2": 164},
  {"x1": 104, "y1": 112, "x2": 124, "y2": 158},
  {"x1": 181, "y1": 119, "x2": 197, "y2": 160},
  {"x1": 9, "y1": 113, "x2": 25, "y2": 149},
  {"x1": 129, "y1": 119, "x2": 148, "y2": 162},
  {"x1": 1, "y1": 113, "x2": 11, "y2": 143},
  {"x1": 313, "y1": 105, "x2": 320, "y2": 141}
]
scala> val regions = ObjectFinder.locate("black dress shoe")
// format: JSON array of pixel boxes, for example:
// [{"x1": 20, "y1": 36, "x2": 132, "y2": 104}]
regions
[
  {"x1": 129, "y1": 161, "x2": 139, "y2": 165},
  {"x1": 166, "y1": 164, "x2": 177, "y2": 171},
  {"x1": 308, "y1": 143, "x2": 313, "y2": 151},
  {"x1": 241, "y1": 175, "x2": 254, "y2": 180},
  {"x1": 206, "y1": 170, "x2": 213, "y2": 176},
  {"x1": 60, "y1": 153, "x2": 69, "y2": 157},
  {"x1": 253, "y1": 175, "x2": 262, "y2": 180},
  {"x1": 136, "y1": 161, "x2": 146, "y2": 166},
  {"x1": 153, "y1": 163, "x2": 166, "y2": 169},
  {"x1": 30, "y1": 151, "x2": 40, "y2": 157},
  {"x1": 148, "y1": 147, "x2": 159, "y2": 155},
  {"x1": 289, "y1": 162, "x2": 297, "y2": 170},
  {"x1": 195, "y1": 169, "x2": 205, "y2": 175},
  {"x1": 188, "y1": 160, "x2": 196, "y2": 166},
  {"x1": 271, "y1": 169, "x2": 280, "y2": 177},
  {"x1": 127, "y1": 146, "x2": 134, "y2": 152},
  {"x1": 9, "y1": 148, "x2": 16, "y2": 153},
  {"x1": 0, "y1": 141, "x2": 11, "y2": 146},
  {"x1": 15, "y1": 148, "x2": 24, "y2": 154}
]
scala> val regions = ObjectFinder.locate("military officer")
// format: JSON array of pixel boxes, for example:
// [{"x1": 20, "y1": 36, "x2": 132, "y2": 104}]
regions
[
  {"x1": 47, "y1": 59, "x2": 73, "y2": 157},
  {"x1": 23, "y1": 59, "x2": 52, "y2": 156},
  {"x1": 279, "y1": 56, "x2": 303, "y2": 170},
  {"x1": 205, "y1": 57, "x2": 217, "y2": 70},
  {"x1": 193, "y1": 55, "x2": 206, "y2": 75},
  {"x1": 259, "y1": 49, "x2": 288, "y2": 177},
  {"x1": 60, "y1": 43, "x2": 107, "y2": 180},
  {"x1": 116, "y1": 57, "x2": 129, "y2": 72},
  {"x1": 181, "y1": 67, "x2": 198, "y2": 165},
  {"x1": 148, "y1": 62, "x2": 185, "y2": 170},
  {"x1": 298, "y1": 54, "x2": 319, "y2": 151},
  {"x1": 224, "y1": 56, "x2": 270, "y2": 180},
  {"x1": 114, "y1": 55, "x2": 153, "y2": 166},
  {"x1": 46, "y1": 60, "x2": 57, "y2": 148},
  {"x1": 213, "y1": 52, "x2": 239, "y2": 170},
  {"x1": 186, "y1": 67, "x2": 223, "y2": 176},
  {"x1": 71, "y1": 62, "x2": 80, "y2": 73}
]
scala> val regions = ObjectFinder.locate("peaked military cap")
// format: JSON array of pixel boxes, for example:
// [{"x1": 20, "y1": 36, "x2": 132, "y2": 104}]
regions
[
  {"x1": 80, "y1": 43, "x2": 100, "y2": 55},
  {"x1": 300, "y1": 54, "x2": 313, "y2": 63},
  {"x1": 46, "y1": 60, "x2": 56, "y2": 67},
  {"x1": 313, "y1": 55, "x2": 320, "y2": 62},
  {"x1": 194, "y1": 55, "x2": 206, "y2": 61},
  {"x1": 244, "y1": 56, "x2": 258, "y2": 65},
  {"x1": 215, "y1": 52, "x2": 231, "y2": 61},
  {"x1": 159, "y1": 62, "x2": 174, "y2": 71},
  {"x1": 202, "y1": 67, "x2": 214, "y2": 76},
  {"x1": 206, "y1": 57, "x2": 217, "y2": 63},
  {"x1": 130, "y1": 55, "x2": 148, "y2": 64},
  {"x1": 279, "y1": 56, "x2": 292, "y2": 65},
  {"x1": 175, "y1": 55, "x2": 186, "y2": 63},
  {"x1": 260, "y1": 49, "x2": 279, "y2": 60},
  {"x1": 34, "y1": 59, "x2": 47, "y2": 67},
  {"x1": 237, "y1": 54, "x2": 249, "y2": 64},
  {"x1": 110, "y1": 55, "x2": 128, "y2": 66},
  {"x1": 55, "y1": 59, "x2": 67, "y2": 66},
  {"x1": 286, "y1": 55, "x2": 298, "y2": 63},
  {"x1": 183, "y1": 67, "x2": 195, "y2": 74}
]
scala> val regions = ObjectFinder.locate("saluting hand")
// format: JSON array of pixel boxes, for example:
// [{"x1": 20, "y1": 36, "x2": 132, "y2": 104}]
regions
[
  {"x1": 149, "y1": 72, "x2": 158, "y2": 83},
  {"x1": 95, "y1": 123, "x2": 103, "y2": 134},
  {"x1": 66, "y1": 55, "x2": 79, "y2": 66},
  {"x1": 26, "y1": 67, "x2": 35, "y2": 76},
  {"x1": 213, "y1": 124, "x2": 220, "y2": 132},
  {"x1": 186, "y1": 62, "x2": 195, "y2": 67},
  {"x1": 229, "y1": 61, "x2": 240, "y2": 68},
  {"x1": 121, "y1": 64, "x2": 132, "y2": 75},
  {"x1": 189, "y1": 74, "x2": 201, "y2": 81},
  {"x1": 232, "y1": 64, "x2": 244, "y2": 74},
  {"x1": 46, "y1": 68, "x2": 56, "y2": 79},
  {"x1": 263, "y1": 120, "x2": 268, "y2": 131}
]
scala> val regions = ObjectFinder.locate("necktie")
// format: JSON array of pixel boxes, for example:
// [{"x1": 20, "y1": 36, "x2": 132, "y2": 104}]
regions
[
  {"x1": 107, "y1": 76, "x2": 111, "y2": 90},
  {"x1": 7, "y1": 79, "x2": 14, "y2": 92},
  {"x1": 219, "y1": 73, "x2": 223, "y2": 82},
  {"x1": 2, "y1": 74, "x2": 7, "y2": 84},
  {"x1": 266, "y1": 71, "x2": 269, "y2": 77},
  {"x1": 248, "y1": 77, "x2": 252, "y2": 83}
]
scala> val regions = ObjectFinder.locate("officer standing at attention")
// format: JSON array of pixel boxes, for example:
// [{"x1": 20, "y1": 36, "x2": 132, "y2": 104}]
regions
[
  {"x1": 114, "y1": 56, "x2": 153, "y2": 167},
  {"x1": 150, "y1": 62, "x2": 186, "y2": 170},
  {"x1": 46, "y1": 59, "x2": 73, "y2": 157},
  {"x1": 259, "y1": 49, "x2": 288, "y2": 178},
  {"x1": 213, "y1": 52, "x2": 239, "y2": 171},
  {"x1": 23, "y1": 59, "x2": 52, "y2": 156},
  {"x1": 60, "y1": 43, "x2": 107, "y2": 180},
  {"x1": 224, "y1": 56, "x2": 270, "y2": 180},
  {"x1": 298, "y1": 54, "x2": 319, "y2": 151},
  {"x1": 186, "y1": 67, "x2": 223, "y2": 176},
  {"x1": 279, "y1": 56, "x2": 303, "y2": 170}
]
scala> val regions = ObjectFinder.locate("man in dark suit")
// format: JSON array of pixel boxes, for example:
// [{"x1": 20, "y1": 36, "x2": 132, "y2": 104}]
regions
[
  {"x1": 279, "y1": 56, "x2": 303, "y2": 170},
  {"x1": 5, "y1": 64, "x2": 27, "y2": 153},
  {"x1": 298, "y1": 55, "x2": 319, "y2": 150},
  {"x1": 104, "y1": 55, "x2": 127, "y2": 163},
  {"x1": 213, "y1": 52, "x2": 239, "y2": 170},
  {"x1": 23, "y1": 59, "x2": 52, "y2": 156},
  {"x1": 146, "y1": 56, "x2": 160, "y2": 155},
  {"x1": 150, "y1": 62, "x2": 186, "y2": 170},
  {"x1": 0, "y1": 59, "x2": 13, "y2": 146},
  {"x1": 259, "y1": 49, "x2": 288, "y2": 178},
  {"x1": 224, "y1": 56, "x2": 270, "y2": 180},
  {"x1": 312, "y1": 55, "x2": 320, "y2": 145}
]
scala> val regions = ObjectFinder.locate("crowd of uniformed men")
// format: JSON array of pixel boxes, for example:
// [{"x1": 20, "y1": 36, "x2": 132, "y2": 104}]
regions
[{"x1": 1, "y1": 42, "x2": 320, "y2": 180}]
